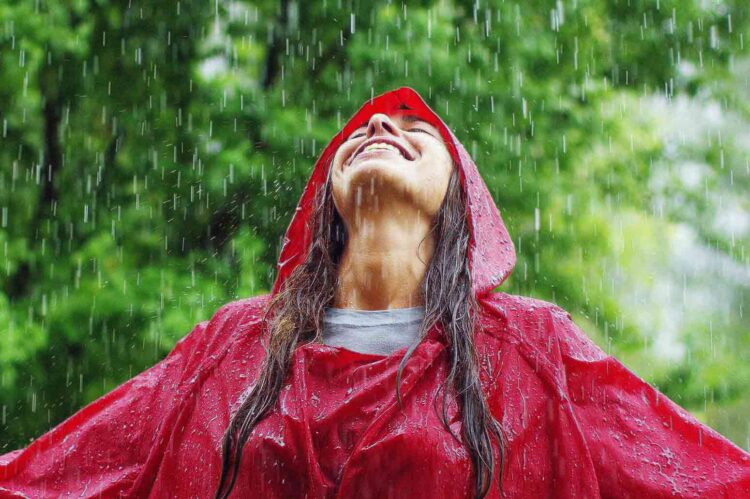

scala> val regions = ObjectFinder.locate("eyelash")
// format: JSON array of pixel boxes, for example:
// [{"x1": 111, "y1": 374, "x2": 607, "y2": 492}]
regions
[{"x1": 348, "y1": 128, "x2": 432, "y2": 140}]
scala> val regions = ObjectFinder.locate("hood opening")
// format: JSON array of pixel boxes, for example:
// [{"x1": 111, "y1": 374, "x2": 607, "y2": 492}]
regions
[{"x1": 271, "y1": 86, "x2": 515, "y2": 298}]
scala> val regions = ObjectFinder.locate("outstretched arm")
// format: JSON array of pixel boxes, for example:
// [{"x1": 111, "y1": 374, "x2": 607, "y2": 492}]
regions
[
  {"x1": 551, "y1": 306, "x2": 750, "y2": 498},
  {"x1": 0, "y1": 317, "x2": 211, "y2": 498}
]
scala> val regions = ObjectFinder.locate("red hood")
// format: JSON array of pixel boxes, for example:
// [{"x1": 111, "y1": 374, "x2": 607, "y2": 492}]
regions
[{"x1": 271, "y1": 86, "x2": 515, "y2": 297}]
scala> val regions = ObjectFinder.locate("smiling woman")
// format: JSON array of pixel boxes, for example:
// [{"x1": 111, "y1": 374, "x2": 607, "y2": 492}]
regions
[
  {"x1": 1, "y1": 87, "x2": 749, "y2": 499},
  {"x1": 328, "y1": 111, "x2": 456, "y2": 309}
]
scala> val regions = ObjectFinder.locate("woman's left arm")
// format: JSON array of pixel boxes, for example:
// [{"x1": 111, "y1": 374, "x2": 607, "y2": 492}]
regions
[{"x1": 550, "y1": 305, "x2": 750, "y2": 498}]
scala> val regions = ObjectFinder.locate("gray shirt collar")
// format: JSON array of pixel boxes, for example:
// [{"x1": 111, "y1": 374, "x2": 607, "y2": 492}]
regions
[{"x1": 321, "y1": 306, "x2": 425, "y2": 356}]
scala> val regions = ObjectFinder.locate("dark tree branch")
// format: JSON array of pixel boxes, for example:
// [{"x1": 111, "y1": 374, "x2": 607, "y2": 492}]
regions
[
  {"x1": 6, "y1": 97, "x2": 62, "y2": 301},
  {"x1": 310, "y1": 25, "x2": 353, "y2": 80},
  {"x1": 95, "y1": 130, "x2": 123, "y2": 209},
  {"x1": 262, "y1": 0, "x2": 289, "y2": 89},
  {"x1": 37, "y1": 97, "x2": 63, "y2": 223}
]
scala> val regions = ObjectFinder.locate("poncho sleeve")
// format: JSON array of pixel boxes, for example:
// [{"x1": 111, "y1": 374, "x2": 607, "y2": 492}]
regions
[
  {"x1": 0, "y1": 316, "x2": 213, "y2": 498},
  {"x1": 551, "y1": 305, "x2": 750, "y2": 498}
]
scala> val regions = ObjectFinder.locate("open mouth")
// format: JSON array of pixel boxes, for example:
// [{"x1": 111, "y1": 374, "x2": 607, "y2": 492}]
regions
[
  {"x1": 348, "y1": 138, "x2": 415, "y2": 166},
  {"x1": 358, "y1": 143, "x2": 403, "y2": 158}
]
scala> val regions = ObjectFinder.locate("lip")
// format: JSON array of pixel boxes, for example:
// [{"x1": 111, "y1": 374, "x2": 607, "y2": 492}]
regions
[{"x1": 348, "y1": 136, "x2": 415, "y2": 166}]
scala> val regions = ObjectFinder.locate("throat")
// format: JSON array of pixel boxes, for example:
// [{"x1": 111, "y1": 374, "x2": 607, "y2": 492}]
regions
[{"x1": 334, "y1": 217, "x2": 434, "y2": 310}]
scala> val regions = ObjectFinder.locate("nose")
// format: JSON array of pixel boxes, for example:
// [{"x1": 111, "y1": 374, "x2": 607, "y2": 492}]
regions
[{"x1": 366, "y1": 113, "x2": 400, "y2": 138}]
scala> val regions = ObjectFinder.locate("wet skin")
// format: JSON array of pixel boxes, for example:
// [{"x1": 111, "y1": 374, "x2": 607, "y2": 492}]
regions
[{"x1": 329, "y1": 112, "x2": 454, "y2": 310}]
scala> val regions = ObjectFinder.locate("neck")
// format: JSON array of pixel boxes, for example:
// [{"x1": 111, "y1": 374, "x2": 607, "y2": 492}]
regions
[{"x1": 334, "y1": 210, "x2": 434, "y2": 310}]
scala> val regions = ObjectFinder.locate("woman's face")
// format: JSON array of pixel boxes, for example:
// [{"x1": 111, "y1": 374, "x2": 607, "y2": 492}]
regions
[{"x1": 330, "y1": 112, "x2": 454, "y2": 224}]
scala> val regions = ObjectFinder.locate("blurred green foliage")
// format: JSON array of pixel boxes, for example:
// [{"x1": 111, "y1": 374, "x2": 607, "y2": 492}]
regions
[{"x1": 1, "y1": 0, "x2": 748, "y2": 451}]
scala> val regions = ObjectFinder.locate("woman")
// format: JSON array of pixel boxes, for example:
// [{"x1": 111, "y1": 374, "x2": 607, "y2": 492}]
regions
[{"x1": 1, "y1": 87, "x2": 748, "y2": 498}]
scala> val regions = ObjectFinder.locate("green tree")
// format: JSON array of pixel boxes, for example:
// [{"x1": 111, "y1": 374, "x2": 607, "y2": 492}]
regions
[{"x1": 1, "y1": 0, "x2": 748, "y2": 450}]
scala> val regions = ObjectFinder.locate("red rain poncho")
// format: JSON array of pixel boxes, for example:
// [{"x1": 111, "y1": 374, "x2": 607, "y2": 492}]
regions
[{"x1": 2, "y1": 87, "x2": 749, "y2": 498}]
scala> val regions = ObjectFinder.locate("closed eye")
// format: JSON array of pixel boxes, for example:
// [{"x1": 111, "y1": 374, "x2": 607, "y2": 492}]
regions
[
  {"x1": 348, "y1": 127, "x2": 434, "y2": 140},
  {"x1": 407, "y1": 128, "x2": 435, "y2": 137}
]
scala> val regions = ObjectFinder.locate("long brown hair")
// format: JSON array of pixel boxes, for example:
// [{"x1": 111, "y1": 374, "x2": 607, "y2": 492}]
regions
[{"x1": 215, "y1": 161, "x2": 506, "y2": 498}]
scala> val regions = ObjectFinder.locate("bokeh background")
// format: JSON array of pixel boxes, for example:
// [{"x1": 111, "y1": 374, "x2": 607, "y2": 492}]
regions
[{"x1": 1, "y1": 0, "x2": 748, "y2": 451}]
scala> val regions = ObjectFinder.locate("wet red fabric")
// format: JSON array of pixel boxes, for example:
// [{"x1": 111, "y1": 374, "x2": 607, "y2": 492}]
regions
[{"x1": 2, "y1": 87, "x2": 749, "y2": 498}]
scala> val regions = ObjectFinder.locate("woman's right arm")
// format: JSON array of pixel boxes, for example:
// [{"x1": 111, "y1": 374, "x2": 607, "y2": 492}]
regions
[{"x1": 0, "y1": 316, "x2": 213, "y2": 498}]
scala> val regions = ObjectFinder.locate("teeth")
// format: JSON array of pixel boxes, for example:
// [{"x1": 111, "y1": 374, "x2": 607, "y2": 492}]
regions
[{"x1": 362, "y1": 142, "x2": 403, "y2": 156}]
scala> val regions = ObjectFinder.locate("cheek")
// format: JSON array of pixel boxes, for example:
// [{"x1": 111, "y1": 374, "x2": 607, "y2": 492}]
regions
[
  {"x1": 436, "y1": 150, "x2": 454, "y2": 182},
  {"x1": 422, "y1": 150, "x2": 454, "y2": 210},
  {"x1": 332, "y1": 142, "x2": 357, "y2": 170},
  {"x1": 420, "y1": 149, "x2": 453, "y2": 188},
  {"x1": 331, "y1": 149, "x2": 345, "y2": 171}
]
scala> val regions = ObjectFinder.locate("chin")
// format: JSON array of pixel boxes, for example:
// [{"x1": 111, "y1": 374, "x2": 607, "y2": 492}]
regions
[
  {"x1": 345, "y1": 160, "x2": 415, "y2": 196},
  {"x1": 346, "y1": 155, "x2": 409, "y2": 173},
  {"x1": 339, "y1": 172, "x2": 435, "y2": 221}
]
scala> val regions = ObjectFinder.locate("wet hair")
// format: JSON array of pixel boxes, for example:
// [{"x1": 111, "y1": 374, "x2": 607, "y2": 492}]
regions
[{"x1": 215, "y1": 160, "x2": 506, "y2": 498}]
